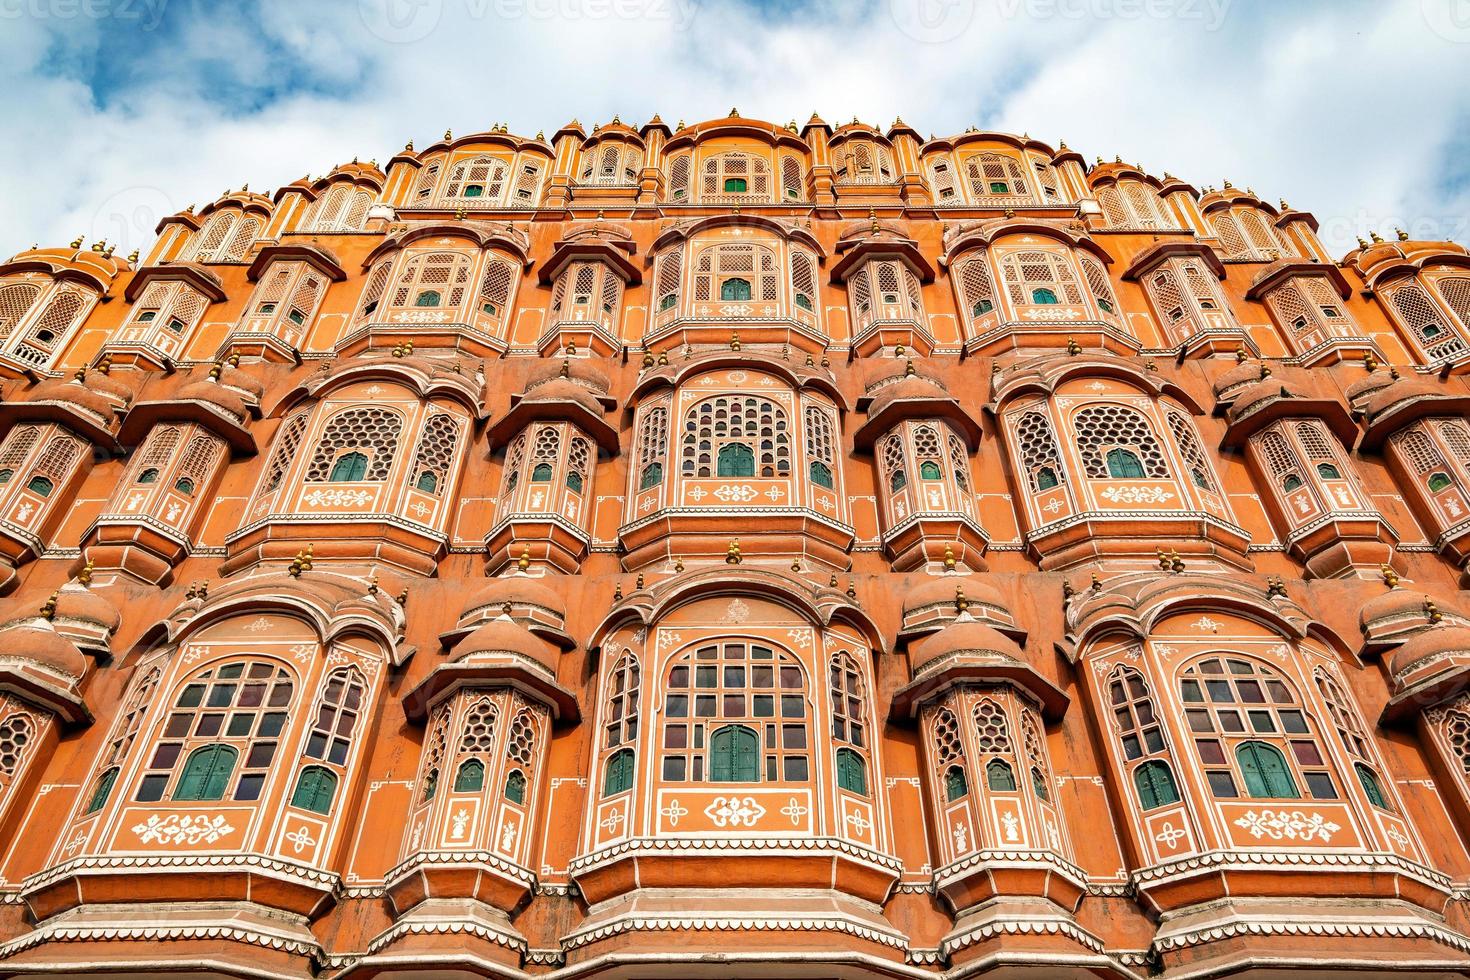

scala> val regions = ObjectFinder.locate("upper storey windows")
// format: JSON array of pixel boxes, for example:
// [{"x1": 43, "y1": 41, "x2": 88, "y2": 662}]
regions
[
  {"x1": 406, "y1": 148, "x2": 549, "y2": 210},
  {"x1": 925, "y1": 146, "x2": 1062, "y2": 208},
  {"x1": 578, "y1": 140, "x2": 644, "y2": 187},
  {"x1": 0, "y1": 275, "x2": 100, "y2": 371},
  {"x1": 1095, "y1": 178, "x2": 1178, "y2": 231},
  {"x1": 666, "y1": 146, "x2": 804, "y2": 205},
  {"x1": 299, "y1": 183, "x2": 375, "y2": 233},
  {"x1": 833, "y1": 138, "x2": 896, "y2": 185},
  {"x1": 1208, "y1": 203, "x2": 1295, "y2": 262},
  {"x1": 182, "y1": 209, "x2": 262, "y2": 264},
  {"x1": 1380, "y1": 271, "x2": 1470, "y2": 364}
]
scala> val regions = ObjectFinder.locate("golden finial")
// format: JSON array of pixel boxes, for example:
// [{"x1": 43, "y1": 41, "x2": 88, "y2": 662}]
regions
[
  {"x1": 1145, "y1": 358, "x2": 1158, "y2": 372},
  {"x1": 903, "y1": 358, "x2": 916, "y2": 378},
  {"x1": 405, "y1": 139, "x2": 414, "y2": 151},
  {"x1": 791, "y1": 558, "x2": 802, "y2": 572},
  {"x1": 1066, "y1": 336, "x2": 1081, "y2": 356},
  {"x1": 1063, "y1": 579, "x2": 1076, "y2": 600},
  {"x1": 1090, "y1": 572, "x2": 1102, "y2": 592},
  {"x1": 725, "y1": 539, "x2": 742, "y2": 565},
  {"x1": 729, "y1": 332, "x2": 741, "y2": 351},
  {"x1": 1095, "y1": 156, "x2": 1103, "y2": 166},
  {"x1": 1370, "y1": 230, "x2": 1384, "y2": 244},
  {"x1": 565, "y1": 340, "x2": 578, "y2": 356},
  {"x1": 1235, "y1": 346, "x2": 1248, "y2": 364},
  {"x1": 396, "y1": 588, "x2": 409, "y2": 606},
  {"x1": 846, "y1": 579, "x2": 857, "y2": 599},
  {"x1": 1397, "y1": 228, "x2": 1410, "y2": 242},
  {"x1": 729, "y1": 107, "x2": 739, "y2": 117},
  {"x1": 103, "y1": 244, "x2": 116, "y2": 258},
  {"x1": 1157, "y1": 548, "x2": 1172, "y2": 571},
  {"x1": 642, "y1": 350, "x2": 655, "y2": 369},
  {"x1": 657, "y1": 350, "x2": 668, "y2": 366},
  {"x1": 613, "y1": 581, "x2": 623, "y2": 601},
  {"x1": 535, "y1": 130, "x2": 545, "y2": 141},
  {"x1": 517, "y1": 545, "x2": 531, "y2": 572},
  {"x1": 635, "y1": 573, "x2": 645, "y2": 590},
  {"x1": 1380, "y1": 564, "x2": 1398, "y2": 587},
  {"x1": 1004, "y1": 207, "x2": 1015, "y2": 219},
  {"x1": 1356, "y1": 236, "x2": 1369, "y2": 249},
  {"x1": 444, "y1": 128, "x2": 452, "y2": 141},
  {"x1": 1279, "y1": 198, "x2": 1290, "y2": 211},
  {"x1": 73, "y1": 366, "x2": 86, "y2": 383},
  {"x1": 868, "y1": 206, "x2": 879, "y2": 233},
  {"x1": 367, "y1": 571, "x2": 379, "y2": 595},
  {"x1": 502, "y1": 601, "x2": 513, "y2": 618},
  {"x1": 69, "y1": 234, "x2": 84, "y2": 248},
  {"x1": 77, "y1": 557, "x2": 94, "y2": 587},
  {"x1": 40, "y1": 590, "x2": 58, "y2": 620},
  {"x1": 208, "y1": 360, "x2": 224, "y2": 380},
  {"x1": 805, "y1": 353, "x2": 815, "y2": 367},
  {"x1": 1170, "y1": 549, "x2": 1184, "y2": 573},
  {"x1": 674, "y1": 558, "x2": 684, "y2": 573},
  {"x1": 955, "y1": 585, "x2": 969, "y2": 613},
  {"x1": 288, "y1": 544, "x2": 314, "y2": 577},
  {"x1": 1222, "y1": 177, "x2": 1233, "y2": 189},
  {"x1": 894, "y1": 343, "x2": 906, "y2": 359},
  {"x1": 1362, "y1": 350, "x2": 1378, "y2": 372},
  {"x1": 1266, "y1": 575, "x2": 1287, "y2": 598},
  {"x1": 1426, "y1": 598, "x2": 1444, "y2": 624},
  {"x1": 1260, "y1": 362, "x2": 1272, "y2": 379},
  {"x1": 127, "y1": 248, "x2": 139, "y2": 264},
  {"x1": 95, "y1": 354, "x2": 112, "y2": 376},
  {"x1": 455, "y1": 205, "x2": 466, "y2": 220},
  {"x1": 559, "y1": 359, "x2": 570, "y2": 379},
  {"x1": 943, "y1": 545, "x2": 956, "y2": 571},
  {"x1": 830, "y1": 573, "x2": 839, "y2": 588},
  {"x1": 1389, "y1": 365, "x2": 1401, "y2": 380}
]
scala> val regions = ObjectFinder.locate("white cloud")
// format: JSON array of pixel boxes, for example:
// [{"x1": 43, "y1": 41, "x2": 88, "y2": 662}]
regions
[{"x1": 0, "y1": 0, "x2": 1466, "y2": 256}]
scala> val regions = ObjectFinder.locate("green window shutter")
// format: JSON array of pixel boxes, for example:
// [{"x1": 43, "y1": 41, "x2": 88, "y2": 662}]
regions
[
  {"x1": 986, "y1": 759, "x2": 1016, "y2": 791},
  {"x1": 291, "y1": 766, "x2": 338, "y2": 814},
  {"x1": 720, "y1": 278, "x2": 752, "y2": 301},
  {"x1": 717, "y1": 444, "x2": 755, "y2": 478},
  {"x1": 85, "y1": 767, "x2": 119, "y2": 814},
  {"x1": 837, "y1": 748, "x2": 866, "y2": 795},
  {"x1": 176, "y1": 745, "x2": 238, "y2": 801},
  {"x1": 810, "y1": 461, "x2": 833, "y2": 489},
  {"x1": 1237, "y1": 742, "x2": 1298, "y2": 799},
  {"x1": 711, "y1": 726, "x2": 758, "y2": 782},
  {"x1": 531, "y1": 463, "x2": 554, "y2": 481},
  {"x1": 454, "y1": 759, "x2": 485, "y2": 793},
  {"x1": 504, "y1": 769, "x2": 527, "y2": 803},
  {"x1": 919, "y1": 460, "x2": 942, "y2": 480},
  {"x1": 639, "y1": 462, "x2": 663, "y2": 490},
  {"x1": 1106, "y1": 448, "x2": 1145, "y2": 479},
  {"x1": 604, "y1": 749, "x2": 634, "y2": 796},
  {"x1": 1355, "y1": 763, "x2": 1387, "y2": 808},
  {"x1": 330, "y1": 452, "x2": 368, "y2": 482},
  {"x1": 1135, "y1": 761, "x2": 1178, "y2": 809},
  {"x1": 945, "y1": 765, "x2": 968, "y2": 801},
  {"x1": 1036, "y1": 466, "x2": 1058, "y2": 490},
  {"x1": 1031, "y1": 766, "x2": 1049, "y2": 801},
  {"x1": 416, "y1": 471, "x2": 438, "y2": 493}
]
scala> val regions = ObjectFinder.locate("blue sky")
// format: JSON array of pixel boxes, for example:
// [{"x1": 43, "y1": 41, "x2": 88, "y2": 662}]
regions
[{"x1": 1, "y1": 0, "x2": 1467, "y2": 256}]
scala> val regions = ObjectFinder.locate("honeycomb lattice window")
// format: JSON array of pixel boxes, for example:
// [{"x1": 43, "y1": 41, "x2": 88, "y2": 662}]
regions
[
  {"x1": 972, "y1": 698, "x2": 1013, "y2": 755},
  {"x1": 460, "y1": 697, "x2": 499, "y2": 755},
  {"x1": 531, "y1": 425, "x2": 560, "y2": 471},
  {"x1": 948, "y1": 433, "x2": 971, "y2": 493},
  {"x1": 417, "y1": 705, "x2": 450, "y2": 802},
  {"x1": 305, "y1": 408, "x2": 403, "y2": 482},
  {"x1": 1441, "y1": 706, "x2": 1470, "y2": 774},
  {"x1": 1392, "y1": 282, "x2": 1468, "y2": 358},
  {"x1": 680, "y1": 396, "x2": 790, "y2": 479},
  {"x1": 1295, "y1": 421, "x2": 1338, "y2": 463},
  {"x1": 928, "y1": 159, "x2": 960, "y2": 201},
  {"x1": 356, "y1": 261, "x2": 392, "y2": 321},
  {"x1": 501, "y1": 433, "x2": 526, "y2": 497},
  {"x1": 0, "y1": 281, "x2": 41, "y2": 339},
  {"x1": 1073, "y1": 405, "x2": 1167, "y2": 479},
  {"x1": 478, "y1": 257, "x2": 515, "y2": 318},
  {"x1": 791, "y1": 251, "x2": 817, "y2": 311},
  {"x1": 667, "y1": 154, "x2": 692, "y2": 200},
  {"x1": 880, "y1": 432, "x2": 907, "y2": 491},
  {"x1": 1438, "y1": 277, "x2": 1470, "y2": 332},
  {"x1": 780, "y1": 155, "x2": 804, "y2": 200},
  {"x1": 567, "y1": 436, "x2": 591, "y2": 492},
  {"x1": 957, "y1": 256, "x2": 996, "y2": 324},
  {"x1": 1080, "y1": 254, "x2": 1120, "y2": 317},
  {"x1": 913, "y1": 425, "x2": 943, "y2": 472},
  {"x1": 411, "y1": 412, "x2": 462, "y2": 496},
  {"x1": 13, "y1": 288, "x2": 92, "y2": 365},
  {"x1": 933, "y1": 707, "x2": 964, "y2": 766},
  {"x1": 34, "y1": 434, "x2": 83, "y2": 484},
  {"x1": 1166, "y1": 410, "x2": 1216, "y2": 491},
  {"x1": 506, "y1": 710, "x2": 537, "y2": 768},
  {"x1": 1257, "y1": 430, "x2": 1303, "y2": 489},
  {"x1": 1022, "y1": 710, "x2": 1053, "y2": 800},
  {"x1": 177, "y1": 433, "x2": 225, "y2": 492},
  {"x1": 999, "y1": 250, "x2": 1085, "y2": 307},
  {"x1": 1015, "y1": 410, "x2": 1064, "y2": 491},
  {"x1": 0, "y1": 713, "x2": 33, "y2": 777},
  {"x1": 604, "y1": 653, "x2": 640, "y2": 749},
  {"x1": 1212, "y1": 213, "x2": 1250, "y2": 259},
  {"x1": 963, "y1": 152, "x2": 1030, "y2": 200},
  {"x1": 0, "y1": 425, "x2": 40, "y2": 477}
]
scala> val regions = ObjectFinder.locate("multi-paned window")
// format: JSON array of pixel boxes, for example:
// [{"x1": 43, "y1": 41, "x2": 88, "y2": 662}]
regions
[
  {"x1": 680, "y1": 396, "x2": 790, "y2": 478},
  {"x1": 1108, "y1": 667, "x2": 1179, "y2": 810}
]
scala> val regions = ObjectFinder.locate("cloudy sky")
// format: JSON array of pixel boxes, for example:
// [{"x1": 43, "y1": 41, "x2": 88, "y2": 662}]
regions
[{"x1": 1, "y1": 0, "x2": 1467, "y2": 257}]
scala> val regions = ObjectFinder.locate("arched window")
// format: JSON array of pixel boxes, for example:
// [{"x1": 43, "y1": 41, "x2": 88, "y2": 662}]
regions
[
  {"x1": 661, "y1": 640, "x2": 809, "y2": 783},
  {"x1": 136, "y1": 659, "x2": 293, "y2": 804},
  {"x1": 1032, "y1": 287, "x2": 1058, "y2": 305},
  {"x1": 1316, "y1": 668, "x2": 1392, "y2": 811},
  {"x1": 603, "y1": 747, "x2": 635, "y2": 795},
  {"x1": 567, "y1": 437, "x2": 591, "y2": 493},
  {"x1": 138, "y1": 468, "x2": 160, "y2": 484},
  {"x1": 1391, "y1": 282, "x2": 1467, "y2": 358},
  {"x1": 504, "y1": 710, "x2": 537, "y2": 802},
  {"x1": 933, "y1": 705, "x2": 968, "y2": 801},
  {"x1": 654, "y1": 250, "x2": 682, "y2": 312},
  {"x1": 804, "y1": 406, "x2": 837, "y2": 491},
  {"x1": 1355, "y1": 762, "x2": 1388, "y2": 808},
  {"x1": 1074, "y1": 405, "x2": 1168, "y2": 479},
  {"x1": 0, "y1": 281, "x2": 41, "y2": 338},
  {"x1": 0, "y1": 713, "x2": 34, "y2": 785},
  {"x1": 1133, "y1": 760, "x2": 1180, "y2": 809},
  {"x1": 1180, "y1": 656, "x2": 1334, "y2": 801},
  {"x1": 262, "y1": 412, "x2": 310, "y2": 494},
  {"x1": 411, "y1": 412, "x2": 461, "y2": 498},
  {"x1": 693, "y1": 243, "x2": 779, "y2": 304},
  {"x1": 986, "y1": 758, "x2": 1016, "y2": 791},
  {"x1": 830, "y1": 652, "x2": 867, "y2": 749},
  {"x1": 791, "y1": 251, "x2": 817, "y2": 312},
  {"x1": 957, "y1": 256, "x2": 996, "y2": 327},
  {"x1": 305, "y1": 408, "x2": 403, "y2": 483},
  {"x1": 386, "y1": 252, "x2": 473, "y2": 314},
  {"x1": 504, "y1": 768, "x2": 527, "y2": 803},
  {"x1": 701, "y1": 151, "x2": 771, "y2": 201},
  {"x1": 1014, "y1": 410, "x2": 1065, "y2": 493},
  {"x1": 1167, "y1": 410, "x2": 1216, "y2": 492},
  {"x1": 881, "y1": 433, "x2": 907, "y2": 491},
  {"x1": 1109, "y1": 667, "x2": 1176, "y2": 809},
  {"x1": 454, "y1": 758, "x2": 485, "y2": 792},
  {"x1": 415, "y1": 290, "x2": 442, "y2": 307},
  {"x1": 914, "y1": 425, "x2": 943, "y2": 482},
  {"x1": 290, "y1": 766, "x2": 338, "y2": 814},
  {"x1": 1022, "y1": 713, "x2": 1053, "y2": 803},
  {"x1": 973, "y1": 698, "x2": 1017, "y2": 794},
  {"x1": 82, "y1": 665, "x2": 161, "y2": 815},
  {"x1": 302, "y1": 667, "x2": 364, "y2": 767},
  {"x1": 443, "y1": 155, "x2": 509, "y2": 202},
  {"x1": 174, "y1": 477, "x2": 195, "y2": 496},
  {"x1": 637, "y1": 405, "x2": 668, "y2": 492},
  {"x1": 963, "y1": 152, "x2": 1030, "y2": 199},
  {"x1": 604, "y1": 653, "x2": 640, "y2": 748},
  {"x1": 85, "y1": 767, "x2": 118, "y2": 815},
  {"x1": 836, "y1": 747, "x2": 867, "y2": 795},
  {"x1": 999, "y1": 249, "x2": 1085, "y2": 308},
  {"x1": 682, "y1": 396, "x2": 790, "y2": 479},
  {"x1": 418, "y1": 709, "x2": 449, "y2": 803}
]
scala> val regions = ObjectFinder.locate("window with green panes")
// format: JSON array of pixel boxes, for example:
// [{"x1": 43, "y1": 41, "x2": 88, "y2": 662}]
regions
[
  {"x1": 1179, "y1": 656, "x2": 1335, "y2": 801},
  {"x1": 136, "y1": 659, "x2": 293, "y2": 803},
  {"x1": 1108, "y1": 667, "x2": 1179, "y2": 810},
  {"x1": 661, "y1": 641, "x2": 809, "y2": 783}
]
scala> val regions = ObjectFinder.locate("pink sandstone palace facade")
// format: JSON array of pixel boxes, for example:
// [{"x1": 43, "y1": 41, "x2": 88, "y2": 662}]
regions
[{"x1": 0, "y1": 111, "x2": 1468, "y2": 978}]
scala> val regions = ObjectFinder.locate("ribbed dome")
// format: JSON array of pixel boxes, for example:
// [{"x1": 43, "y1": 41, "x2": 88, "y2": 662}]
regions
[
  {"x1": 520, "y1": 377, "x2": 606, "y2": 415},
  {"x1": 528, "y1": 357, "x2": 610, "y2": 394},
  {"x1": 0, "y1": 619, "x2": 88, "y2": 681},
  {"x1": 1361, "y1": 588, "x2": 1464, "y2": 637},
  {"x1": 28, "y1": 379, "x2": 115, "y2": 419},
  {"x1": 909, "y1": 619, "x2": 1024, "y2": 677},
  {"x1": 1344, "y1": 366, "x2": 1398, "y2": 405},
  {"x1": 52, "y1": 582, "x2": 121, "y2": 636},
  {"x1": 453, "y1": 617, "x2": 560, "y2": 676},
  {"x1": 1226, "y1": 378, "x2": 1308, "y2": 421},
  {"x1": 1390, "y1": 625, "x2": 1470, "y2": 689},
  {"x1": 867, "y1": 373, "x2": 951, "y2": 418},
  {"x1": 176, "y1": 380, "x2": 248, "y2": 420},
  {"x1": 1361, "y1": 376, "x2": 1446, "y2": 420}
]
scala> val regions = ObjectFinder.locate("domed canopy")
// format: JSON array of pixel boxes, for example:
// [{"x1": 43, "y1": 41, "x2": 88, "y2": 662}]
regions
[
  {"x1": 176, "y1": 379, "x2": 249, "y2": 421},
  {"x1": 487, "y1": 373, "x2": 619, "y2": 454},
  {"x1": 1384, "y1": 625, "x2": 1470, "y2": 719},
  {"x1": 1356, "y1": 373, "x2": 1470, "y2": 450},
  {"x1": 50, "y1": 581, "x2": 121, "y2": 659},
  {"x1": 0, "y1": 375, "x2": 125, "y2": 449},
  {"x1": 855, "y1": 363, "x2": 980, "y2": 449},
  {"x1": 893, "y1": 617, "x2": 1066, "y2": 720},
  {"x1": 1361, "y1": 587, "x2": 1468, "y2": 654},
  {"x1": 0, "y1": 617, "x2": 90, "y2": 723},
  {"x1": 1218, "y1": 375, "x2": 1356, "y2": 448},
  {"x1": 406, "y1": 615, "x2": 578, "y2": 723}
]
